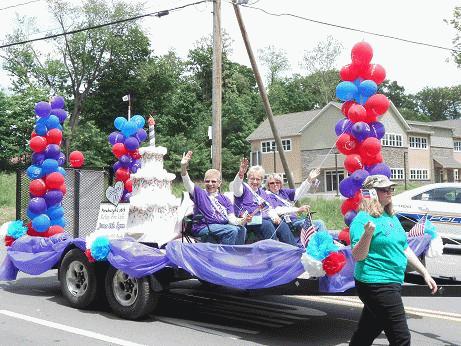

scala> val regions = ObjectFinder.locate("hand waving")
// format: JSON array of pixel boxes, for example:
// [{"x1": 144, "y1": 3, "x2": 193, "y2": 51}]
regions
[
  {"x1": 238, "y1": 157, "x2": 249, "y2": 179},
  {"x1": 181, "y1": 150, "x2": 193, "y2": 166},
  {"x1": 308, "y1": 168, "x2": 320, "y2": 183}
]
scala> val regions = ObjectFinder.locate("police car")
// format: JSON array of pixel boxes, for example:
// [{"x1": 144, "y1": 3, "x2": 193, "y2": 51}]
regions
[{"x1": 393, "y1": 183, "x2": 461, "y2": 246}]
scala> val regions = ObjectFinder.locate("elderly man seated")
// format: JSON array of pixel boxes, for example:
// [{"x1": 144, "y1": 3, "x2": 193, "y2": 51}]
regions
[
  {"x1": 265, "y1": 172, "x2": 328, "y2": 236},
  {"x1": 232, "y1": 158, "x2": 298, "y2": 246},
  {"x1": 180, "y1": 151, "x2": 247, "y2": 245}
]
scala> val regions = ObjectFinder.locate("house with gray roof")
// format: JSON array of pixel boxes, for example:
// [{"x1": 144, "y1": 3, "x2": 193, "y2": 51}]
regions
[{"x1": 247, "y1": 102, "x2": 461, "y2": 192}]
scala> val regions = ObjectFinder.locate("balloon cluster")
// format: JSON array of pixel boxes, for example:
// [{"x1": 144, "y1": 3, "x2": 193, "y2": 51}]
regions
[
  {"x1": 335, "y1": 42, "x2": 392, "y2": 244},
  {"x1": 109, "y1": 115, "x2": 147, "y2": 202},
  {"x1": 26, "y1": 96, "x2": 68, "y2": 237}
]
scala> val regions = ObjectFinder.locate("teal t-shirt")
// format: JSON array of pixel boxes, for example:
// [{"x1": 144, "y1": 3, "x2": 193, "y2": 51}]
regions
[{"x1": 350, "y1": 210, "x2": 409, "y2": 284}]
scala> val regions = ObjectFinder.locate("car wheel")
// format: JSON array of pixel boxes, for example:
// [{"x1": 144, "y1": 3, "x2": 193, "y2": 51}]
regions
[
  {"x1": 105, "y1": 267, "x2": 158, "y2": 320},
  {"x1": 59, "y1": 249, "x2": 99, "y2": 309}
]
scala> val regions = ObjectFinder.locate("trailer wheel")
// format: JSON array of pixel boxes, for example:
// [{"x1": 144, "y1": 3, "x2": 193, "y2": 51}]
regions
[
  {"x1": 59, "y1": 249, "x2": 98, "y2": 309},
  {"x1": 105, "y1": 267, "x2": 158, "y2": 320}
]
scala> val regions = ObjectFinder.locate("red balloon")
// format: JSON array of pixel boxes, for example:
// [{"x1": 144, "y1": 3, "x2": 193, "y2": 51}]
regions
[
  {"x1": 351, "y1": 41, "x2": 373, "y2": 67},
  {"x1": 359, "y1": 137, "x2": 382, "y2": 158},
  {"x1": 364, "y1": 64, "x2": 386, "y2": 84},
  {"x1": 125, "y1": 178, "x2": 133, "y2": 192},
  {"x1": 341, "y1": 101, "x2": 356, "y2": 117},
  {"x1": 322, "y1": 251, "x2": 347, "y2": 276},
  {"x1": 338, "y1": 227, "x2": 351, "y2": 245},
  {"x1": 27, "y1": 222, "x2": 42, "y2": 237},
  {"x1": 30, "y1": 136, "x2": 47, "y2": 153},
  {"x1": 339, "y1": 64, "x2": 358, "y2": 81},
  {"x1": 336, "y1": 134, "x2": 358, "y2": 155},
  {"x1": 30, "y1": 178, "x2": 47, "y2": 197},
  {"x1": 344, "y1": 154, "x2": 363, "y2": 173},
  {"x1": 364, "y1": 94, "x2": 390, "y2": 117},
  {"x1": 128, "y1": 149, "x2": 141, "y2": 160},
  {"x1": 43, "y1": 225, "x2": 64, "y2": 237},
  {"x1": 45, "y1": 172, "x2": 65, "y2": 189},
  {"x1": 115, "y1": 167, "x2": 130, "y2": 182},
  {"x1": 46, "y1": 128, "x2": 63, "y2": 145},
  {"x1": 31, "y1": 131, "x2": 37, "y2": 138},
  {"x1": 347, "y1": 104, "x2": 367, "y2": 123},
  {"x1": 58, "y1": 183, "x2": 67, "y2": 195},
  {"x1": 69, "y1": 151, "x2": 84, "y2": 168},
  {"x1": 112, "y1": 143, "x2": 127, "y2": 159},
  {"x1": 341, "y1": 198, "x2": 360, "y2": 215},
  {"x1": 361, "y1": 152, "x2": 383, "y2": 166}
]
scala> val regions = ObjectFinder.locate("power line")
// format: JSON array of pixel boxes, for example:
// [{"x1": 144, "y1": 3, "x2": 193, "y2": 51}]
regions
[
  {"x1": 0, "y1": 0, "x2": 41, "y2": 12},
  {"x1": 0, "y1": 0, "x2": 209, "y2": 49},
  {"x1": 232, "y1": 2, "x2": 460, "y2": 54}
]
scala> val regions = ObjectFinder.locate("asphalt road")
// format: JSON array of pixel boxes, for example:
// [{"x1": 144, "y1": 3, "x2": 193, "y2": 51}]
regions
[{"x1": 0, "y1": 247, "x2": 460, "y2": 346}]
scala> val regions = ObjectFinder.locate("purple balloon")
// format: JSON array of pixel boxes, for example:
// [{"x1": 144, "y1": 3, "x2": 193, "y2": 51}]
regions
[
  {"x1": 34, "y1": 101, "x2": 51, "y2": 117},
  {"x1": 369, "y1": 121, "x2": 385, "y2": 140},
  {"x1": 113, "y1": 161, "x2": 122, "y2": 172},
  {"x1": 344, "y1": 210, "x2": 357, "y2": 226},
  {"x1": 50, "y1": 96, "x2": 65, "y2": 109},
  {"x1": 44, "y1": 190, "x2": 63, "y2": 206},
  {"x1": 351, "y1": 121, "x2": 371, "y2": 142},
  {"x1": 121, "y1": 191, "x2": 131, "y2": 203},
  {"x1": 334, "y1": 118, "x2": 352, "y2": 136},
  {"x1": 119, "y1": 154, "x2": 132, "y2": 167},
  {"x1": 339, "y1": 177, "x2": 361, "y2": 198},
  {"x1": 350, "y1": 169, "x2": 369, "y2": 187},
  {"x1": 367, "y1": 163, "x2": 391, "y2": 178},
  {"x1": 108, "y1": 131, "x2": 125, "y2": 145},
  {"x1": 57, "y1": 152, "x2": 66, "y2": 166},
  {"x1": 124, "y1": 136, "x2": 140, "y2": 151},
  {"x1": 135, "y1": 128, "x2": 147, "y2": 143},
  {"x1": 28, "y1": 197, "x2": 47, "y2": 214},
  {"x1": 44, "y1": 144, "x2": 61, "y2": 159},
  {"x1": 32, "y1": 152, "x2": 45, "y2": 166},
  {"x1": 50, "y1": 109, "x2": 68, "y2": 123}
]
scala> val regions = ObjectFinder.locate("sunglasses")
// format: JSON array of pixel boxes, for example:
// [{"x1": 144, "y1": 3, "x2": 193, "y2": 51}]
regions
[
  {"x1": 376, "y1": 187, "x2": 394, "y2": 193},
  {"x1": 204, "y1": 180, "x2": 219, "y2": 184},
  {"x1": 268, "y1": 181, "x2": 281, "y2": 185}
]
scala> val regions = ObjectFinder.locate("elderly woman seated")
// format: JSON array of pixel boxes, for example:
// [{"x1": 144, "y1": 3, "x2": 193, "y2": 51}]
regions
[
  {"x1": 232, "y1": 158, "x2": 298, "y2": 246},
  {"x1": 264, "y1": 172, "x2": 328, "y2": 237},
  {"x1": 180, "y1": 151, "x2": 247, "y2": 245}
]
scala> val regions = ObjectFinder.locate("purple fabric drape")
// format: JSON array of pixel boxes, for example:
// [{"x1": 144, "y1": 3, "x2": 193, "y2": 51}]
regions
[{"x1": 166, "y1": 239, "x2": 305, "y2": 289}]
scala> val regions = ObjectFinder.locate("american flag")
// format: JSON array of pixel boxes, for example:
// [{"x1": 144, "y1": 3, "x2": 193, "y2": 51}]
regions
[
  {"x1": 300, "y1": 214, "x2": 317, "y2": 247},
  {"x1": 408, "y1": 214, "x2": 427, "y2": 237}
]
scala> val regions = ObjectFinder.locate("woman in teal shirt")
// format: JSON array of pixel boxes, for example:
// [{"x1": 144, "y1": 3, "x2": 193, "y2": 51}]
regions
[{"x1": 349, "y1": 175, "x2": 437, "y2": 346}]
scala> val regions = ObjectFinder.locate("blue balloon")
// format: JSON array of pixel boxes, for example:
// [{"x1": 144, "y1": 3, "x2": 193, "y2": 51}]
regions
[
  {"x1": 34, "y1": 123, "x2": 48, "y2": 136},
  {"x1": 26, "y1": 208, "x2": 39, "y2": 220},
  {"x1": 32, "y1": 214, "x2": 51, "y2": 232},
  {"x1": 47, "y1": 205, "x2": 64, "y2": 220},
  {"x1": 121, "y1": 121, "x2": 138, "y2": 137},
  {"x1": 336, "y1": 81, "x2": 358, "y2": 101},
  {"x1": 57, "y1": 166, "x2": 67, "y2": 176},
  {"x1": 50, "y1": 217, "x2": 66, "y2": 227},
  {"x1": 46, "y1": 115, "x2": 60, "y2": 129},
  {"x1": 359, "y1": 80, "x2": 378, "y2": 97},
  {"x1": 27, "y1": 165, "x2": 43, "y2": 179},
  {"x1": 114, "y1": 117, "x2": 127, "y2": 131},
  {"x1": 131, "y1": 115, "x2": 145, "y2": 129},
  {"x1": 41, "y1": 159, "x2": 59, "y2": 175}
]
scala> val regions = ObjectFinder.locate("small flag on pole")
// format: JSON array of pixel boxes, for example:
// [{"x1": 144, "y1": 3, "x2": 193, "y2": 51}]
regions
[
  {"x1": 122, "y1": 94, "x2": 130, "y2": 102},
  {"x1": 300, "y1": 213, "x2": 317, "y2": 247},
  {"x1": 408, "y1": 214, "x2": 427, "y2": 237}
]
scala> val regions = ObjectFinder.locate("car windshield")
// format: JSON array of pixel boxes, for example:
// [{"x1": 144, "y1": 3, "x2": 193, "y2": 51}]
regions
[{"x1": 412, "y1": 187, "x2": 461, "y2": 203}]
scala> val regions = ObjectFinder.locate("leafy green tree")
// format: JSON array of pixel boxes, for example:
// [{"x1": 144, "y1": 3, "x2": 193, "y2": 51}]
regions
[
  {"x1": 380, "y1": 80, "x2": 426, "y2": 121},
  {"x1": 415, "y1": 86, "x2": 461, "y2": 120},
  {"x1": 258, "y1": 45, "x2": 290, "y2": 86},
  {"x1": 447, "y1": 6, "x2": 461, "y2": 68}
]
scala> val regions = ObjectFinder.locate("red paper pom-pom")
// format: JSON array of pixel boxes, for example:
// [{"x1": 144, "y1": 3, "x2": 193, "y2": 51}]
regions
[
  {"x1": 338, "y1": 227, "x2": 351, "y2": 245},
  {"x1": 4, "y1": 235, "x2": 15, "y2": 247},
  {"x1": 85, "y1": 249, "x2": 96, "y2": 263},
  {"x1": 322, "y1": 251, "x2": 347, "y2": 276}
]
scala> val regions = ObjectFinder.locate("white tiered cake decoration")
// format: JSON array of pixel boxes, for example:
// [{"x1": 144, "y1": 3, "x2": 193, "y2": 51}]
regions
[{"x1": 125, "y1": 117, "x2": 181, "y2": 245}]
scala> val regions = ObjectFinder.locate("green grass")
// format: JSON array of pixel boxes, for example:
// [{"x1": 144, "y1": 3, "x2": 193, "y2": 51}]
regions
[
  {"x1": 299, "y1": 197, "x2": 343, "y2": 230},
  {"x1": 0, "y1": 172, "x2": 16, "y2": 225}
]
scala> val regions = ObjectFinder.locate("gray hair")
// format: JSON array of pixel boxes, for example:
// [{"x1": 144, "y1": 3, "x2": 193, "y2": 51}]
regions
[
  {"x1": 247, "y1": 165, "x2": 265, "y2": 179},
  {"x1": 266, "y1": 173, "x2": 283, "y2": 183}
]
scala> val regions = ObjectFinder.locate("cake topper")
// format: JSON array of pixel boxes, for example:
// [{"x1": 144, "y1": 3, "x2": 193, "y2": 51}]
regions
[
  {"x1": 105, "y1": 181, "x2": 124, "y2": 206},
  {"x1": 148, "y1": 116, "x2": 156, "y2": 147}
]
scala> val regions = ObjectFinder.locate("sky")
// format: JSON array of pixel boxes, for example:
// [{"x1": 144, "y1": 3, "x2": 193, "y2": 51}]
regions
[{"x1": 0, "y1": 0, "x2": 460, "y2": 94}]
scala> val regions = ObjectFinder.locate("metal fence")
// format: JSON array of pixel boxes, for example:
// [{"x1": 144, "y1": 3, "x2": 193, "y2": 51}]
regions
[{"x1": 16, "y1": 168, "x2": 111, "y2": 238}]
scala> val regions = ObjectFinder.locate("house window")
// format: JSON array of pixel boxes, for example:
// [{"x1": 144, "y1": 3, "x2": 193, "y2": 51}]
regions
[
  {"x1": 381, "y1": 133, "x2": 403, "y2": 147},
  {"x1": 409, "y1": 136, "x2": 428, "y2": 149},
  {"x1": 325, "y1": 169, "x2": 345, "y2": 192},
  {"x1": 250, "y1": 151, "x2": 261, "y2": 166},
  {"x1": 454, "y1": 141, "x2": 461, "y2": 152},
  {"x1": 410, "y1": 169, "x2": 429, "y2": 180},
  {"x1": 454, "y1": 169, "x2": 459, "y2": 182},
  {"x1": 261, "y1": 139, "x2": 292, "y2": 153},
  {"x1": 390, "y1": 168, "x2": 405, "y2": 180}
]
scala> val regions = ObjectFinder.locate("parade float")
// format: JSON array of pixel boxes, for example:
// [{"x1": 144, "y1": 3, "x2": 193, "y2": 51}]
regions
[{"x1": 0, "y1": 42, "x2": 457, "y2": 321}]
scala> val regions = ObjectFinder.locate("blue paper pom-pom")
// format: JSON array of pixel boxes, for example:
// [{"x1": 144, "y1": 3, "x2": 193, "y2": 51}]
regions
[
  {"x1": 7, "y1": 220, "x2": 27, "y2": 239},
  {"x1": 306, "y1": 231, "x2": 339, "y2": 261},
  {"x1": 90, "y1": 236, "x2": 111, "y2": 261},
  {"x1": 424, "y1": 220, "x2": 437, "y2": 240}
]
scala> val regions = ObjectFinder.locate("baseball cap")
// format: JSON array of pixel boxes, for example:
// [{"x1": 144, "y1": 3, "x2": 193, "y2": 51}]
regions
[{"x1": 362, "y1": 174, "x2": 397, "y2": 189}]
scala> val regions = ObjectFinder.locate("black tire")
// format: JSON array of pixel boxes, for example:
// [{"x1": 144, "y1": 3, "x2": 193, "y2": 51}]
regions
[
  {"x1": 59, "y1": 248, "x2": 99, "y2": 309},
  {"x1": 105, "y1": 266, "x2": 158, "y2": 320}
]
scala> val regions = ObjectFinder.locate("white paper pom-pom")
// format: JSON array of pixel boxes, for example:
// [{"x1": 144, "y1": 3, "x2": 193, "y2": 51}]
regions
[
  {"x1": 426, "y1": 235, "x2": 444, "y2": 258},
  {"x1": 300, "y1": 252, "x2": 326, "y2": 278}
]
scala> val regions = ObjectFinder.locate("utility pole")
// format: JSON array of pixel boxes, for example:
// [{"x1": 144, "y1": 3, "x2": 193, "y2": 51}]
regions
[
  {"x1": 212, "y1": 0, "x2": 222, "y2": 172},
  {"x1": 232, "y1": 2, "x2": 295, "y2": 188}
]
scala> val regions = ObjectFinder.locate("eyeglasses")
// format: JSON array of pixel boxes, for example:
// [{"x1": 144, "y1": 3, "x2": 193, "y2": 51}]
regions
[
  {"x1": 268, "y1": 181, "x2": 281, "y2": 185},
  {"x1": 376, "y1": 187, "x2": 394, "y2": 193},
  {"x1": 204, "y1": 180, "x2": 219, "y2": 184}
]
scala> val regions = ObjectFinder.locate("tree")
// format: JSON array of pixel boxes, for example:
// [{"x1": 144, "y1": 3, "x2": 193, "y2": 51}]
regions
[
  {"x1": 2, "y1": 0, "x2": 148, "y2": 155},
  {"x1": 302, "y1": 36, "x2": 342, "y2": 105},
  {"x1": 447, "y1": 6, "x2": 461, "y2": 68},
  {"x1": 257, "y1": 45, "x2": 290, "y2": 86},
  {"x1": 379, "y1": 80, "x2": 426, "y2": 120},
  {"x1": 415, "y1": 86, "x2": 461, "y2": 120}
]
